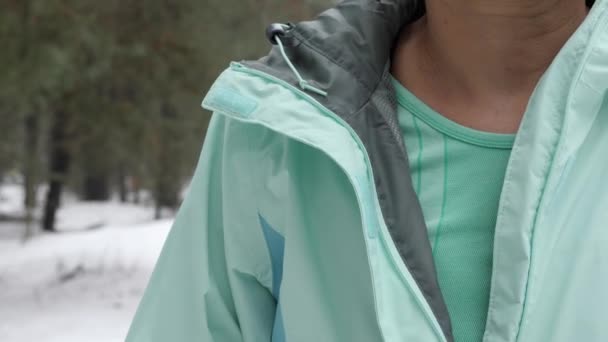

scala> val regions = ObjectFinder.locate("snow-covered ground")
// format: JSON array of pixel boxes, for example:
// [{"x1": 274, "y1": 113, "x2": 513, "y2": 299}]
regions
[{"x1": 0, "y1": 184, "x2": 172, "y2": 342}]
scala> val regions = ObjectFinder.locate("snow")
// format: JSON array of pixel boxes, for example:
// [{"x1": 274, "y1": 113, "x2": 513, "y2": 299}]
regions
[
  {"x1": 0, "y1": 184, "x2": 173, "y2": 342},
  {"x1": 53, "y1": 201, "x2": 158, "y2": 232},
  {"x1": 0, "y1": 184, "x2": 27, "y2": 218},
  {"x1": 0, "y1": 183, "x2": 169, "y2": 232}
]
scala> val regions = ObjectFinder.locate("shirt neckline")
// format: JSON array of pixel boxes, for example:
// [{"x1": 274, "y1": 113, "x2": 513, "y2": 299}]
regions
[{"x1": 391, "y1": 75, "x2": 516, "y2": 149}]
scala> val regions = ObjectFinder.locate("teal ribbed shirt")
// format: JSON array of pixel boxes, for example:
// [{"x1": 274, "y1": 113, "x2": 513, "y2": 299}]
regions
[{"x1": 392, "y1": 76, "x2": 515, "y2": 342}]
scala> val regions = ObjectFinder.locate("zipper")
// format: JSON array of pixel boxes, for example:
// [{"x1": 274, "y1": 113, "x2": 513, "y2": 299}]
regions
[{"x1": 227, "y1": 61, "x2": 447, "y2": 342}]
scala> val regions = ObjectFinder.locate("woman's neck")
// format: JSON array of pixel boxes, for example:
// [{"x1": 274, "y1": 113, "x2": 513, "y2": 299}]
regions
[
  {"x1": 391, "y1": 0, "x2": 588, "y2": 133},
  {"x1": 422, "y1": 0, "x2": 589, "y2": 94}
]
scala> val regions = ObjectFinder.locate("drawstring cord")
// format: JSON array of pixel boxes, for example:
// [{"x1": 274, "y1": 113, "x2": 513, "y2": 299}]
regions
[{"x1": 274, "y1": 36, "x2": 328, "y2": 97}]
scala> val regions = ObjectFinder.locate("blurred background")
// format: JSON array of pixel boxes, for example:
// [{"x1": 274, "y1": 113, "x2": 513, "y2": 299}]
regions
[{"x1": 0, "y1": 1, "x2": 331, "y2": 341}]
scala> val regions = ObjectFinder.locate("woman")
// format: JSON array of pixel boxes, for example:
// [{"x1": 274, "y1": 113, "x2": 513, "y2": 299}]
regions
[{"x1": 127, "y1": 0, "x2": 607, "y2": 341}]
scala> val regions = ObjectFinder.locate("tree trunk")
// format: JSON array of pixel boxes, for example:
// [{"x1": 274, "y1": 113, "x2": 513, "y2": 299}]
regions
[
  {"x1": 19, "y1": 0, "x2": 38, "y2": 239},
  {"x1": 154, "y1": 197, "x2": 162, "y2": 220},
  {"x1": 117, "y1": 164, "x2": 127, "y2": 203},
  {"x1": 152, "y1": 101, "x2": 181, "y2": 219},
  {"x1": 43, "y1": 178, "x2": 64, "y2": 232},
  {"x1": 23, "y1": 112, "x2": 39, "y2": 239},
  {"x1": 82, "y1": 174, "x2": 110, "y2": 201},
  {"x1": 42, "y1": 108, "x2": 70, "y2": 232},
  {"x1": 118, "y1": 171, "x2": 127, "y2": 203},
  {"x1": 132, "y1": 175, "x2": 141, "y2": 204}
]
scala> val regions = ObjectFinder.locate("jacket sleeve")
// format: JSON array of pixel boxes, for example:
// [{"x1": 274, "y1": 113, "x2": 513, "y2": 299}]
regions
[{"x1": 126, "y1": 114, "x2": 277, "y2": 341}]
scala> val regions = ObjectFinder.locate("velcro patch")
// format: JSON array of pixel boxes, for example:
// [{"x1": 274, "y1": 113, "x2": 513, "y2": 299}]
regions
[{"x1": 202, "y1": 86, "x2": 258, "y2": 118}]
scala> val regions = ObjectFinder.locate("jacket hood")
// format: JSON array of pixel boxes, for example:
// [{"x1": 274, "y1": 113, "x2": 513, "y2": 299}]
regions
[{"x1": 244, "y1": 0, "x2": 423, "y2": 119}]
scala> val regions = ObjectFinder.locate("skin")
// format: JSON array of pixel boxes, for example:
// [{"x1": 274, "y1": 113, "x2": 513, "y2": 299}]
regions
[{"x1": 391, "y1": 0, "x2": 589, "y2": 133}]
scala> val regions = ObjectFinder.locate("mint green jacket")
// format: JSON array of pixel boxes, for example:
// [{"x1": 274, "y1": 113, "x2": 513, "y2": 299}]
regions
[{"x1": 127, "y1": 0, "x2": 608, "y2": 341}]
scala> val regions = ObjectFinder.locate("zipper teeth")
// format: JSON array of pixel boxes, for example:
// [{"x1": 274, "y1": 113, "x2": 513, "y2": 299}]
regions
[{"x1": 228, "y1": 61, "x2": 447, "y2": 342}]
